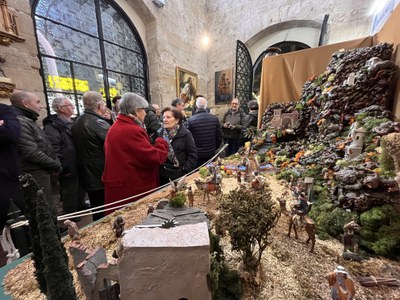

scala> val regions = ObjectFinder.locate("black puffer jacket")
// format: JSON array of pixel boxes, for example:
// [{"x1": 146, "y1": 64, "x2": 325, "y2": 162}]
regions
[
  {"x1": 43, "y1": 115, "x2": 77, "y2": 178},
  {"x1": 187, "y1": 109, "x2": 223, "y2": 159},
  {"x1": 159, "y1": 125, "x2": 197, "y2": 182},
  {"x1": 11, "y1": 105, "x2": 61, "y2": 173},
  {"x1": 71, "y1": 109, "x2": 110, "y2": 190}
]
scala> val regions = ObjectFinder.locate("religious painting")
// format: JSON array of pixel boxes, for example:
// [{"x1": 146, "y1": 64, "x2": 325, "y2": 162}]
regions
[
  {"x1": 215, "y1": 68, "x2": 234, "y2": 104},
  {"x1": 176, "y1": 67, "x2": 198, "y2": 109}
]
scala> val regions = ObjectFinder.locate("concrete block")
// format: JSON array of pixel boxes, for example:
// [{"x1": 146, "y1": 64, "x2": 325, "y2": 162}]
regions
[{"x1": 119, "y1": 222, "x2": 210, "y2": 300}]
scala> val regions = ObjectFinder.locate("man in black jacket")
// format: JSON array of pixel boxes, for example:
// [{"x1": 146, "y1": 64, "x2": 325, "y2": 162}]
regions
[
  {"x1": 144, "y1": 103, "x2": 161, "y2": 143},
  {"x1": 10, "y1": 91, "x2": 61, "y2": 213},
  {"x1": 187, "y1": 97, "x2": 223, "y2": 167},
  {"x1": 72, "y1": 91, "x2": 109, "y2": 220},
  {"x1": 43, "y1": 96, "x2": 79, "y2": 215},
  {"x1": 0, "y1": 103, "x2": 21, "y2": 230}
]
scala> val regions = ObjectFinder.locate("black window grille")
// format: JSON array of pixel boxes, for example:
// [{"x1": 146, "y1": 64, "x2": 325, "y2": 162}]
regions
[{"x1": 33, "y1": 0, "x2": 148, "y2": 115}]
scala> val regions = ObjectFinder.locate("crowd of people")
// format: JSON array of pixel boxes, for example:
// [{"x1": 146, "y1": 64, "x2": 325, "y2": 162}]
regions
[{"x1": 0, "y1": 90, "x2": 259, "y2": 228}]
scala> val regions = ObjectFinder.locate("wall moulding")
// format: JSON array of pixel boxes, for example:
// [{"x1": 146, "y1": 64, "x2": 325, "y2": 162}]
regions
[{"x1": 0, "y1": 0, "x2": 25, "y2": 46}]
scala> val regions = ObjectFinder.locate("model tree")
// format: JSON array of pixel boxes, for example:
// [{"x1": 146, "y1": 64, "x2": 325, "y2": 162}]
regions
[
  {"x1": 219, "y1": 183, "x2": 280, "y2": 273},
  {"x1": 22, "y1": 174, "x2": 77, "y2": 299}
]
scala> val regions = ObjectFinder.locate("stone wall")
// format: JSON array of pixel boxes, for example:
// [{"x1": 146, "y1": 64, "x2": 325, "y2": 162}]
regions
[
  {"x1": 1, "y1": 0, "x2": 378, "y2": 114},
  {"x1": 0, "y1": 0, "x2": 43, "y2": 116},
  {"x1": 206, "y1": 0, "x2": 375, "y2": 106}
]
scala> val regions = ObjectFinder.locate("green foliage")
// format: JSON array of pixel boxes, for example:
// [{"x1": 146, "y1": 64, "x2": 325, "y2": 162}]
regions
[
  {"x1": 209, "y1": 232, "x2": 242, "y2": 300},
  {"x1": 199, "y1": 166, "x2": 211, "y2": 178},
  {"x1": 170, "y1": 191, "x2": 186, "y2": 207},
  {"x1": 355, "y1": 112, "x2": 368, "y2": 122},
  {"x1": 336, "y1": 159, "x2": 350, "y2": 168},
  {"x1": 276, "y1": 169, "x2": 300, "y2": 182},
  {"x1": 35, "y1": 190, "x2": 77, "y2": 300},
  {"x1": 379, "y1": 138, "x2": 395, "y2": 172},
  {"x1": 362, "y1": 117, "x2": 391, "y2": 144},
  {"x1": 295, "y1": 103, "x2": 304, "y2": 110},
  {"x1": 274, "y1": 155, "x2": 289, "y2": 168},
  {"x1": 379, "y1": 169, "x2": 396, "y2": 179},
  {"x1": 304, "y1": 165, "x2": 323, "y2": 180},
  {"x1": 309, "y1": 186, "x2": 357, "y2": 239},
  {"x1": 22, "y1": 175, "x2": 47, "y2": 294},
  {"x1": 219, "y1": 185, "x2": 280, "y2": 272},
  {"x1": 359, "y1": 205, "x2": 400, "y2": 257},
  {"x1": 308, "y1": 143, "x2": 326, "y2": 152}
]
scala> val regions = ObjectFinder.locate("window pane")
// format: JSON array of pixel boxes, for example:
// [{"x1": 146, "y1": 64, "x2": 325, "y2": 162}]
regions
[
  {"x1": 41, "y1": 58, "x2": 73, "y2": 93},
  {"x1": 100, "y1": 0, "x2": 141, "y2": 52},
  {"x1": 73, "y1": 63, "x2": 103, "y2": 94},
  {"x1": 131, "y1": 77, "x2": 146, "y2": 97},
  {"x1": 107, "y1": 71, "x2": 130, "y2": 98},
  {"x1": 104, "y1": 42, "x2": 144, "y2": 76},
  {"x1": 36, "y1": 17, "x2": 102, "y2": 67},
  {"x1": 36, "y1": 0, "x2": 98, "y2": 36}
]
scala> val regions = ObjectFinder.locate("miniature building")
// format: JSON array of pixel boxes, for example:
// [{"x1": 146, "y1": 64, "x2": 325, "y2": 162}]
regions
[
  {"x1": 270, "y1": 109, "x2": 300, "y2": 129},
  {"x1": 345, "y1": 127, "x2": 367, "y2": 159},
  {"x1": 119, "y1": 222, "x2": 211, "y2": 300}
]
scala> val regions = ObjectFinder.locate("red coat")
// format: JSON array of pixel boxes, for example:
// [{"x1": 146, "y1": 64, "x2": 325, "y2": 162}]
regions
[{"x1": 102, "y1": 114, "x2": 168, "y2": 214}]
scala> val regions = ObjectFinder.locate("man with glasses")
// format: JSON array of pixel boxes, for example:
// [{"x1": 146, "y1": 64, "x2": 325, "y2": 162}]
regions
[
  {"x1": 43, "y1": 97, "x2": 79, "y2": 217},
  {"x1": 221, "y1": 98, "x2": 246, "y2": 156}
]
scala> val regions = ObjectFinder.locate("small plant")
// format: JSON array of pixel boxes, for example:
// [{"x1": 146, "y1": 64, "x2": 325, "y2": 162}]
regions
[
  {"x1": 170, "y1": 191, "x2": 186, "y2": 207},
  {"x1": 219, "y1": 185, "x2": 279, "y2": 273},
  {"x1": 199, "y1": 166, "x2": 210, "y2": 178}
]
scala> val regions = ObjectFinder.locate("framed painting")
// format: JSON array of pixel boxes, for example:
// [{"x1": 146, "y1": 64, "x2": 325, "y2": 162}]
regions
[
  {"x1": 215, "y1": 68, "x2": 234, "y2": 104},
  {"x1": 176, "y1": 67, "x2": 198, "y2": 108}
]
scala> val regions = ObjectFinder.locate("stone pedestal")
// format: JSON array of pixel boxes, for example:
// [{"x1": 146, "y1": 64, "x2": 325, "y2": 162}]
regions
[{"x1": 119, "y1": 222, "x2": 211, "y2": 300}]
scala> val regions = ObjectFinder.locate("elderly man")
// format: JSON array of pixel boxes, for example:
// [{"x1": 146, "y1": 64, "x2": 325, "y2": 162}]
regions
[
  {"x1": 10, "y1": 91, "x2": 61, "y2": 212},
  {"x1": 102, "y1": 93, "x2": 168, "y2": 214},
  {"x1": 43, "y1": 97, "x2": 79, "y2": 216},
  {"x1": 171, "y1": 98, "x2": 187, "y2": 122},
  {"x1": 72, "y1": 91, "x2": 110, "y2": 221},
  {"x1": 144, "y1": 102, "x2": 161, "y2": 143},
  {"x1": 221, "y1": 98, "x2": 246, "y2": 156},
  {"x1": 187, "y1": 97, "x2": 223, "y2": 167}
]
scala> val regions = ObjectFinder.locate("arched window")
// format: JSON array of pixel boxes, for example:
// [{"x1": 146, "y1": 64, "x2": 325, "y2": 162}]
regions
[{"x1": 33, "y1": 0, "x2": 148, "y2": 115}]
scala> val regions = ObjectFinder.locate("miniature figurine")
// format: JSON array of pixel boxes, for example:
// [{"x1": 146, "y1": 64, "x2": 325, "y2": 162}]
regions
[
  {"x1": 325, "y1": 266, "x2": 356, "y2": 300},
  {"x1": 343, "y1": 221, "x2": 361, "y2": 253},
  {"x1": 64, "y1": 219, "x2": 80, "y2": 241},
  {"x1": 236, "y1": 170, "x2": 241, "y2": 183},
  {"x1": 169, "y1": 175, "x2": 186, "y2": 199},
  {"x1": 112, "y1": 216, "x2": 125, "y2": 238},
  {"x1": 186, "y1": 186, "x2": 194, "y2": 207},
  {"x1": 194, "y1": 178, "x2": 221, "y2": 202},
  {"x1": 147, "y1": 204, "x2": 154, "y2": 215}
]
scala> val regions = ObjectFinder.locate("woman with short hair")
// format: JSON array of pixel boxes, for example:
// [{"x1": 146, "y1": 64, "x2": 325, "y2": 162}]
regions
[
  {"x1": 159, "y1": 106, "x2": 197, "y2": 185},
  {"x1": 102, "y1": 92, "x2": 168, "y2": 214}
]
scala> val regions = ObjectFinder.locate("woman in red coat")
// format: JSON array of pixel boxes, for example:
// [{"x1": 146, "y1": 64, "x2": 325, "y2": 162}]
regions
[{"x1": 102, "y1": 93, "x2": 168, "y2": 214}]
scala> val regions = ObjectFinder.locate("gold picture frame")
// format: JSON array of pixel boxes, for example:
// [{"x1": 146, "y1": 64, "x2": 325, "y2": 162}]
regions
[{"x1": 175, "y1": 66, "x2": 198, "y2": 107}]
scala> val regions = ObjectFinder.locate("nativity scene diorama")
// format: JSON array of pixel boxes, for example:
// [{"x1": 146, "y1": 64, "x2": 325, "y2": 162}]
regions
[{"x1": 3, "y1": 42, "x2": 400, "y2": 299}]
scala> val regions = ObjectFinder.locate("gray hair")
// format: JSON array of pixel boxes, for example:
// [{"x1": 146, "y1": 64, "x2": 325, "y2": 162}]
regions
[
  {"x1": 10, "y1": 91, "x2": 35, "y2": 106},
  {"x1": 82, "y1": 91, "x2": 103, "y2": 110},
  {"x1": 119, "y1": 92, "x2": 148, "y2": 115},
  {"x1": 196, "y1": 97, "x2": 207, "y2": 109},
  {"x1": 51, "y1": 96, "x2": 69, "y2": 113}
]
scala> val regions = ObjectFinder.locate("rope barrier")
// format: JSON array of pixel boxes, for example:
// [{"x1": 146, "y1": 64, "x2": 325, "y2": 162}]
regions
[{"x1": 57, "y1": 144, "x2": 228, "y2": 221}]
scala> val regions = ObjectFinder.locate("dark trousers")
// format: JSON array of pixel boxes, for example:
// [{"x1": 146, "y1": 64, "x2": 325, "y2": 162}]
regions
[
  {"x1": 224, "y1": 138, "x2": 241, "y2": 157},
  {"x1": 196, "y1": 156, "x2": 214, "y2": 168},
  {"x1": 59, "y1": 176, "x2": 79, "y2": 214},
  {"x1": 0, "y1": 180, "x2": 20, "y2": 231},
  {"x1": 87, "y1": 189, "x2": 105, "y2": 221}
]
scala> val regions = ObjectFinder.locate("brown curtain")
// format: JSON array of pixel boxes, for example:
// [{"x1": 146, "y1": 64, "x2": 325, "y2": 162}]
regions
[{"x1": 258, "y1": 36, "x2": 373, "y2": 126}]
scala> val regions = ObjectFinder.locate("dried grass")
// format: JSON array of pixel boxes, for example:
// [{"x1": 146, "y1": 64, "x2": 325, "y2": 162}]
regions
[{"x1": 3, "y1": 174, "x2": 400, "y2": 299}]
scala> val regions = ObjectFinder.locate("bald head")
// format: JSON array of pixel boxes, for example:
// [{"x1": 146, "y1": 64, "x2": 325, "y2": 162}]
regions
[{"x1": 10, "y1": 91, "x2": 43, "y2": 114}]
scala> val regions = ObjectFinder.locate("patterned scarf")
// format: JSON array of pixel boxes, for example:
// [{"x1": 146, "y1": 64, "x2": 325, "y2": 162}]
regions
[{"x1": 162, "y1": 124, "x2": 180, "y2": 167}]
